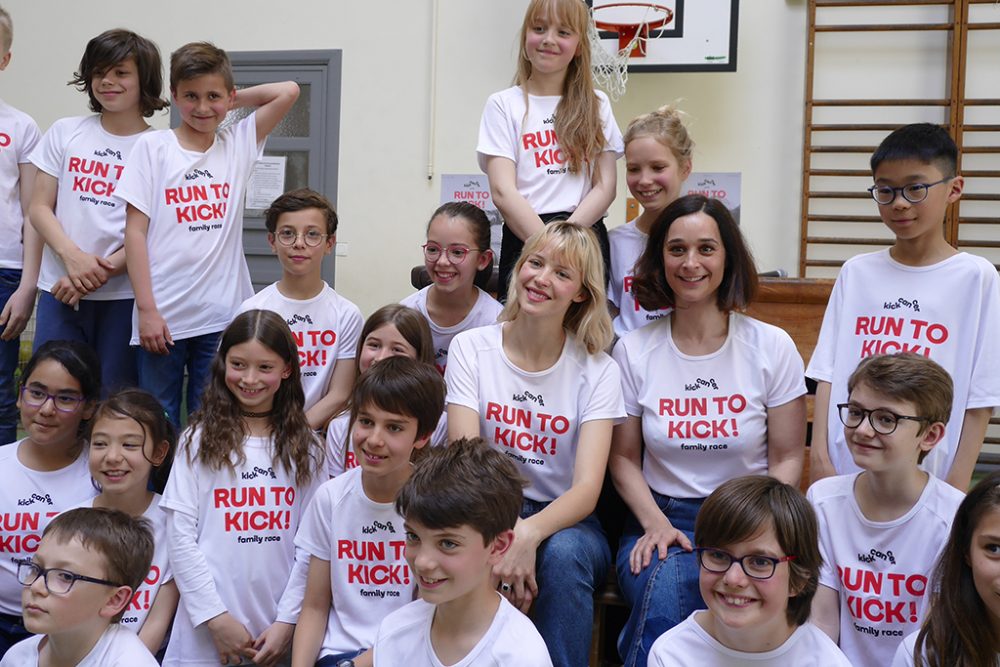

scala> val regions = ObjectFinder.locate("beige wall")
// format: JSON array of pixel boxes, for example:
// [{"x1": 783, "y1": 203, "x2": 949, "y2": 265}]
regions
[{"x1": 1, "y1": 0, "x2": 807, "y2": 315}]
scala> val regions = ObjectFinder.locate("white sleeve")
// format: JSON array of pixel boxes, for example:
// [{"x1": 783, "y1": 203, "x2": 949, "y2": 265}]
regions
[
  {"x1": 274, "y1": 546, "x2": 310, "y2": 623},
  {"x1": 764, "y1": 327, "x2": 807, "y2": 408},
  {"x1": 597, "y1": 91, "x2": 624, "y2": 156},
  {"x1": 806, "y1": 270, "x2": 846, "y2": 382},
  {"x1": 966, "y1": 263, "x2": 1000, "y2": 410},
  {"x1": 580, "y1": 357, "x2": 626, "y2": 424},
  {"x1": 18, "y1": 117, "x2": 42, "y2": 165},
  {"x1": 165, "y1": 509, "x2": 227, "y2": 627},
  {"x1": 890, "y1": 632, "x2": 917, "y2": 667},
  {"x1": 28, "y1": 119, "x2": 66, "y2": 177},
  {"x1": 337, "y1": 303, "x2": 364, "y2": 360},
  {"x1": 612, "y1": 338, "x2": 642, "y2": 417},
  {"x1": 443, "y1": 332, "x2": 481, "y2": 413},
  {"x1": 326, "y1": 417, "x2": 348, "y2": 478},
  {"x1": 476, "y1": 93, "x2": 517, "y2": 170},
  {"x1": 807, "y1": 486, "x2": 840, "y2": 592},
  {"x1": 114, "y1": 134, "x2": 155, "y2": 216},
  {"x1": 293, "y1": 483, "x2": 334, "y2": 559}
]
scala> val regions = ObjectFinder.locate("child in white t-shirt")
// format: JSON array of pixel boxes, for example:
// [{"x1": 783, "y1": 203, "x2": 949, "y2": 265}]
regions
[
  {"x1": 401, "y1": 202, "x2": 501, "y2": 375},
  {"x1": 29, "y1": 29, "x2": 168, "y2": 395},
  {"x1": 117, "y1": 41, "x2": 299, "y2": 428},
  {"x1": 2, "y1": 507, "x2": 158, "y2": 666},
  {"x1": 808, "y1": 353, "x2": 966, "y2": 667},
  {"x1": 608, "y1": 104, "x2": 693, "y2": 338},
  {"x1": 161, "y1": 310, "x2": 325, "y2": 667},
  {"x1": 68, "y1": 389, "x2": 177, "y2": 653},
  {"x1": 477, "y1": 0, "x2": 623, "y2": 300},
  {"x1": 238, "y1": 188, "x2": 362, "y2": 429},
  {"x1": 649, "y1": 476, "x2": 850, "y2": 666},
  {"x1": 0, "y1": 341, "x2": 101, "y2": 658},
  {"x1": 373, "y1": 437, "x2": 551, "y2": 667},
  {"x1": 807, "y1": 123, "x2": 1000, "y2": 491},
  {"x1": 291, "y1": 357, "x2": 446, "y2": 667},
  {"x1": 0, "y1": 6, "x2": 41, "y2": 447},
  {"x1": 325, "y1": 304, "x2": 447, "y2": 478}
]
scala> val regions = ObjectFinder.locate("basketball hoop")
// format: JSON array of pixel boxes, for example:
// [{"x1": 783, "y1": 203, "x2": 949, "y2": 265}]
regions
[{"x1": 593, "y1": 3, "x2": 673, "y2": 58}]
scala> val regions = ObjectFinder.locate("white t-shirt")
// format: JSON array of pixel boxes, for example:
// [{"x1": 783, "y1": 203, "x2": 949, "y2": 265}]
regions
[
  {"x1": 238, "y1": 282, "x2": 363, "y2": 410},
  {"x1": 0, "y1": 98, "x2": 40, "y2": 270},
  {"x1": 160, "y1": 429, "x2": 321, "y2": 666},
  {"x1": 400, "y1": 286, "x2": 502, "y2": 375},
  {"x1": 0, "y1": 440, "x2": 97, "y2": 615},
  {"x1": 608, "y1": 221, "x2": 669, "y2": 337},
  {"x1": 445, "y1": 323, "x2": 625, "y2": 502},
  {"x1": 476, "y1": 86, "x2": 623, "y2": 216},
  {"x1": 67, "y1": 494, "x2": 173, "y2": 634},
  {"x1": 115, "y1": 113, "x2": 262, "y2": 343},
  {"x1": 0, "y1": 623, "x2": 159, "y2": 667},
  {"x1": 373, "y1": 596, "x2": 553, "y2": 667},
  {"x1": 294, "y1": 467, "x2": 415, "y2": 658},
  {"x1": 648, "y1": 611, "x2": 852, "y2": 666},
  {"x1": 612, "y1": 314, "x2": 806, "y2": 499},
  {"x1": 806, "y1": 249, "x2": 1000, "y2": 479},
  {"x1": 29, "y1": 115, "x2": 149, "y2": 299},
  {"x1": 325, "y1": 410, "x2": 449, "y2": 478},
  {"x1": 807, "y1": 473, "x2": 965, "y2": 667}
]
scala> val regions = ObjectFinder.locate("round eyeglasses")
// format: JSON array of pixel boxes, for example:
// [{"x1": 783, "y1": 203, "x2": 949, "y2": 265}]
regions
[
  {"x1": 275, "y1": 229, "x2": 329, "y2": 247},
  {"x1": 867, "y1": 177, "x2": 951, "y2": 205},
  {"x1": 19, "y1": 386, "x2": 85, "y2": 413},
  {"x1": 422, "y1": 243, "x2": 481, "y2": 265},
  {"x1": 837, "y1": 403, "x2": 928, "y2": 435},
  {"x1": 694, "y1": 547, "x2": 796, "y2": 580},
  {"x1": 16, "y1": 559, "x2": 124, "y2": 595}
]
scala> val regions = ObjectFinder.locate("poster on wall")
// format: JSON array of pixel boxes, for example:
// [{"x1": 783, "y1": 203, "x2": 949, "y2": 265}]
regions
[
  {"x1": 440, "y1": 174, "x2": 502, "y2": 259},
  {"x1": 589, "y1": 0, "x2": 739, "y2": 72},
  {"x1": 683, "y1": 172, "x2": 741, "y2": 224}
]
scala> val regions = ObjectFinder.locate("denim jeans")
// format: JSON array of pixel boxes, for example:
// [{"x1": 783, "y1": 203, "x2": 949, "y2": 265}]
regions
[
  {"x1": 616, "y1": 492, "x2": 706, "y2": 667},
  {"x1": 0, "y1": 270, "x2": 21, "y2": 445},
  {"x1": 33, "y1": 292, "x2": 137, "y2": 396},
  {"x1": 316, "y1": 648, "x2": 365, "y2": 666},
  {"x1": 521, "y1": 497, "x2": 611, "y2": 667},
  {"x1": 136, "y1": 331, "x2": 220, "y2": 428}
]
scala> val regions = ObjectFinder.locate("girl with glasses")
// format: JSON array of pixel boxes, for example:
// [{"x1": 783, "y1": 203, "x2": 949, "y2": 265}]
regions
[
  {"x1": 0, "y1": 340, "x2": 102, "y2": 658},
  {"x1": 401, "y1": 202, "x2": 502, "y2": 376}
]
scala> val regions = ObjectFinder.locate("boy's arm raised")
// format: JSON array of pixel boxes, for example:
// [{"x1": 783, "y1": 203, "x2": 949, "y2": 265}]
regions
[
  {"x1": 125, "y1": 204, "x2": 173, "y2": 354},
  {"x1": 233, "y1": 82, "x2": 300, "y2": 144},
  {"x1": 809, "y1": 381, "x2": 837, "y2": 484},
  {"x1": 946, "y1": 406, "x2": 991, "y2": 491},
  {"x1": 1, "y1": 164, "x2": 41, "y2": 340}
]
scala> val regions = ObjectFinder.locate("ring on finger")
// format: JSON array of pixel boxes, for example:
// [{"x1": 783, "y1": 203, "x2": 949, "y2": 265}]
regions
[{"x1": 500, "y1": 581, "x2": 512, "y2": 593}]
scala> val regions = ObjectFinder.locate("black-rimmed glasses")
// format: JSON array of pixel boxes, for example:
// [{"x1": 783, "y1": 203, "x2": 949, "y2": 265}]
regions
[
  {"x1": 694, "y1": 547, "x2": 796, "y2": 580},
  {"x1": 867, "y1": 177, "x2": 951, "y2": 205},
  {"x1": 16, "y1": 560, "x2": 124, "y2": 595},
  {"x1": 274, "y1": 229, "x2": 328, "y2": 247},
  {"x1": 837, "y1": 403, "x2": 928, "y2": 435},
  {"x1": 19, "y1": 386, "x2": 85, "y2": 413}
]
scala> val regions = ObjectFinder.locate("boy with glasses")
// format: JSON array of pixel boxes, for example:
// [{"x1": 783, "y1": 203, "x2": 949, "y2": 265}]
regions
[
  {"x1": 2, "y1": 508, "x2": 157, "y2": 666},
  {"x1": 806, "y1": 123, "x2": 1000, "y2": 491},
  {"x1": 237, "y1": 188, "x2": 362, "y2": 429},
  {"x1": 807, "y1": 353, "x2": 965, "y2": 667}
]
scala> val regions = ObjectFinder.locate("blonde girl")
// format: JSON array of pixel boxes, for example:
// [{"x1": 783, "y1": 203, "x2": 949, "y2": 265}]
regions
[
  {"x1": 446, "y1": 222, "x2": 625, "y2": 667},
  {"x1": 161, "y1": 310, "x2": 324, "y2": 667},
  {"x1": 478, "y1": 0, "x2": 623, "y2": 300},
  {"x1": 610, "y1": 104, "x2": 694, "y2": 337}
]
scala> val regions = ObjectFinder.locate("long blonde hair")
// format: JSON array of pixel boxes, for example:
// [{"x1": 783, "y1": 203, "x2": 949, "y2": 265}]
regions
[
  {"x1": 515, "y1": 0, "x2": 604, "y2": 175},
  {"x1": 501, "y1": 221, "x2": 613, "y2": 354}
]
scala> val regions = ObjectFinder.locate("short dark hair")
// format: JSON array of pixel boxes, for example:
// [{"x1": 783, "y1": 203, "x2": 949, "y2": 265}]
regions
[
  {"x1": 355, "y1": 305, "x2": 435, "y2": 372},
  {"x1": 21, "y1": 340, "x2": 102, "y2": 404},
  {"x1": 429, "y1": 202, "x2": 493, "y2": 289},
  {"x1": 396, "y1": 437, "x2": 525, "y2": 544},
  {"x1": 632, "y1": 195, "x2": 758, "y2": 312},
  {"x1": 170, "y1": 42, "x2": 233, "y2": 92},
  {"x1": 695, "y1": 475, "x2": 821, "y2": 627},
  {"x1": 870, "y1": 123, "x2": 958, "y2": 178},
  {"x1": 265, "y1": 188, "x2": 338, "y2": 236},
  {"x1": 350, "y1": 356, "x2": 444, "y2": 440},
  {"x1": 43, "y1": 508, "x2": 154, "y2": 623},
  {"x1": 70, "y1": 29, "x2": 168, "y2": 117},
  {"x1": 89, "y1": 389, "x2": 176, "y2": 494}
]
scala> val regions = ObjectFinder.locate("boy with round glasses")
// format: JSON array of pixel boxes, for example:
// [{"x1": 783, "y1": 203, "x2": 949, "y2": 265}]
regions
[
  {"x1": 237, "y1": 187, "x2": 362, "y2": 429},
  {"x1": 807, "y1": 122, "x2": 1000, "y2": 491},
  {"x1": 807, "y1": 353, "x2": 965, "y2": 667}
]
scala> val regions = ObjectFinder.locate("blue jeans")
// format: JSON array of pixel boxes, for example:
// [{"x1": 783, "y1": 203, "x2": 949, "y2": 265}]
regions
[
  {"x1": 136, "y1": 331, "x2": 220, "y2": 428},
  {"x1": 33, "y1": 292, "x2": 137, "y2": 396},
  {"x1": 316, "y1": 648, "x2": 365, "y2": 666},
  {"x1": 521, "y1": 498, "x2": 611, "y2": 667},
  {"x1": 616, "y1": 492, "x2": 706, "y2": 667},
  {"x1": 0, "y1": 270, "x2": 21, "y2": 445}
]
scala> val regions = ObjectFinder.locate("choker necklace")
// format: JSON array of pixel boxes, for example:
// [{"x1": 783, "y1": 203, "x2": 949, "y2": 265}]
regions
[{"x1": 240, "y1": 409, "x2": 272, "y2": 419}]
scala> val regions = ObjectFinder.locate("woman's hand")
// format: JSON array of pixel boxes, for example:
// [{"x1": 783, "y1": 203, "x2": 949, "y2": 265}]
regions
[
  {"x1": 493, "y1": 519, "x2": 541, "y2": 613},
  {"x1": 629, "y1": 516, "x2": 692, "y2": 575}
]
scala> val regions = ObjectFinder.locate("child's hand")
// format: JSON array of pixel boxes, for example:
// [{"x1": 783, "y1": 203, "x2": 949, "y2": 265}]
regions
[
  {"x1": 138, "y1": 308, "x2": 174, "y2": 355},
  {"x1": 51, "y1": 276, "x2": 85, "y2": 306},
  {"x1": 493, "y1": 521, "x2": 540, "y2": 614},
  {"x1": 0, "y1": 284, "x2": 35, "y2": 340},
  {"x1": 63, "y1": 248, "x2": 114, "y2": 293},
  {"x1": 249, "y1": 621, "x2": 294, "y2": 667},
  {"x1": 206, "y1": 612, "x2": 255, "y2": 665},
  {"x1": 629, "y1": 517, "x2": 691, "y2": 575}
]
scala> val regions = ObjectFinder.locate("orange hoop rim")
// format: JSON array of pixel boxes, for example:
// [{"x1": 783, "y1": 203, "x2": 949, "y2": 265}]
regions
[{"x1": 592, "y1": 3, "x2": 674, "y2": 32}]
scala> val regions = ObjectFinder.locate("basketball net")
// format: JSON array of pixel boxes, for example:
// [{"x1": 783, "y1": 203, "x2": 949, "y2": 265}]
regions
[{"x1": 589, "y1": 4, "x2": 667, "y2": 101}]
